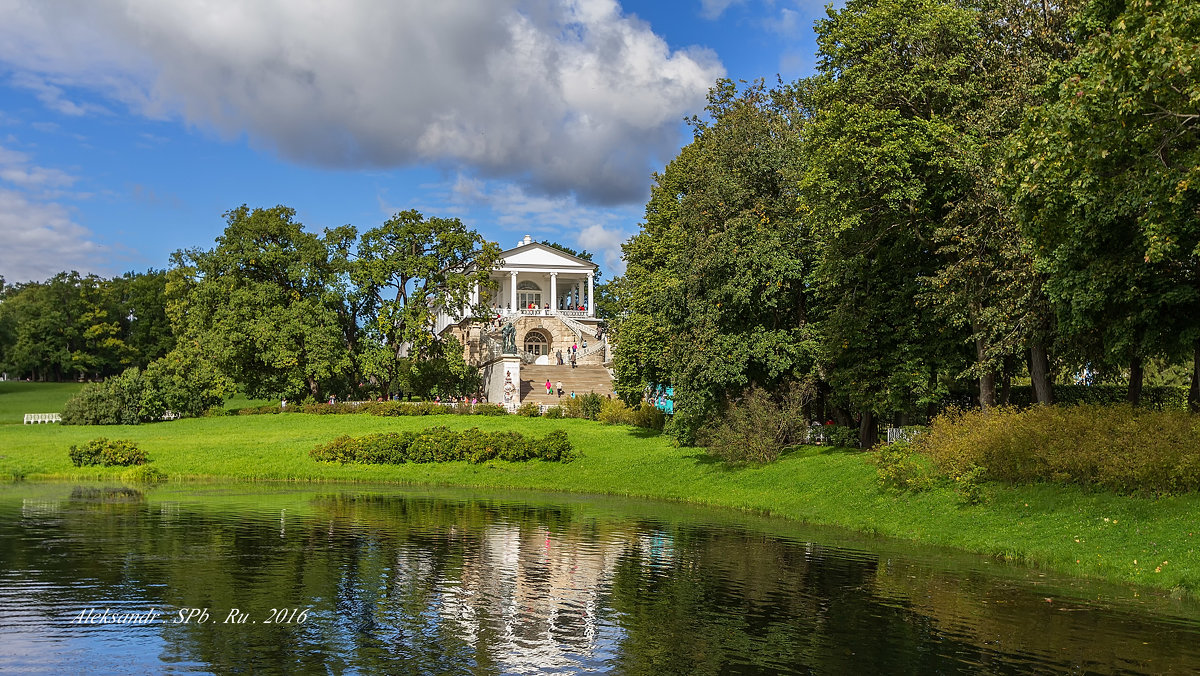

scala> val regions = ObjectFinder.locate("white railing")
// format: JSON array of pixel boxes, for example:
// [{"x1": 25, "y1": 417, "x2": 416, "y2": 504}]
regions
[
  {"x1": 575, "y1": 336, "x2": 606, "y2": 360},
  {"x1": 886, "y1": 427, "x2": 922, "y2": 444},
  {"x1": 556, "y1": 312, "x2": 598, "y2": 339},
  {"x1": 24, "y1": 413, "x2": 61, "y2": 424}
]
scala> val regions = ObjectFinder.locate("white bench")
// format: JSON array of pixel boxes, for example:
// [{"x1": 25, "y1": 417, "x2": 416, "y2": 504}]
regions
[
  {"x1": 162, "y1": 410, "x2": 180, "y2": 421},
  {"x1": 24, "y1": 413, "x2": 62, "y2": 424}
]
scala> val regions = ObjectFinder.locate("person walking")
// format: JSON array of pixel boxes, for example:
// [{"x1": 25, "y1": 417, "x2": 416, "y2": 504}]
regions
[
  {"x1": 570, "y1": 351, "x2": 576, "y2": 369},
  {"x1": 545, "y1": 379, "x2": 553, "y2": 396},
  {"x1": 582, "y1": 337, "x2": 588, "y2": 350},
  {"x1": 556, "y1": 380, "x2": 563, "y2": 397}
]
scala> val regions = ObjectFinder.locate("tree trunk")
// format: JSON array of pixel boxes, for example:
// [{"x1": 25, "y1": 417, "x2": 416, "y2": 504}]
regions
[
  {"x1": 977, "y1": 336, "x2": 996, "y2": 410},
  {"x1": 1030, "y1": 342, "x2": 1054, "y2": 405},
  {"x1": 1128, "y1": 353, "x2": 1144, "y2": 406},
  {"x1": 999, "y1": 355, "x2": 1014, "y2": 405},
  {"x1": 858, "y1": 411, "x2": 878, "y2": 450},
  {"x1": 307, "y1": 376, "x2": 320, "y2": 401},
  {"x1": 1190, "y1": 339, "x2": 1200, "y2": 413}
]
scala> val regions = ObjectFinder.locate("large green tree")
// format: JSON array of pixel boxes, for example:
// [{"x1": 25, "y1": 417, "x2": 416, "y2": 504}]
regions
[
  {"x1": 169, "y1": 205, "x2": 355, "y2": 401},
  {"x1": 615, "y1": 80, "x2": 818, "y2": 440},
  {"x1": 1006, "y1": 0, "x2": 1200, "y2": 407},
  {"x1": 802, "y1": 0, "x2": 983, "y2": 446},
  {"x1": 353, "y1": 210, "x2": 500, "y2": 397}
]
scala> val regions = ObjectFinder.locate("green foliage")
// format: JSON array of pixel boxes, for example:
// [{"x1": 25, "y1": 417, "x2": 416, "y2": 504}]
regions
[
  {"x1": 140, "y1": 343, "x2": 233, "y2": 419},
  {"x1": 0, "y1": 270, "x2": 174, "y2": 382},
  {"x1": 68, "y1": 438, "x2": 147, "y2": 467},
  {"x1": 61, "y1": 368, "x2": 145, "y2": 425},
  {"x1": 826, "y1": 426, "x2": 858, "y2": 449},
  {"x1": 699, "y1": 387, "x2": 807, "y2": 464},
  {"x1": 354, "y1": 210, "x2": 501, "y2": 398},
  {"x1": 596, "y1": 398, "x2": 666, "y2": 431},
  {"x1": 541, "y1": 406, "x2": 565, "y2": 419},
  {"x1": 309, "y1": 427, "x2": 575, "y2": 465},
  {"x1": 122, "y1": 465, "x2": 167, "y2": 483},
  {"x1": 873, "y1": 441, "x2": 935, "y2": 493},
  {"x1": 515, "y1": 402, "x2": 542, "y2": 417},
  {"x1": 918, "y1": 405, "x2": 1200, "y2": 495},
  {"x1": 613, "y1": 79, "x2": 818, "y2": 437},
  {"x1": 579, "y1": 392, "x2": 603, "y2": 421}
]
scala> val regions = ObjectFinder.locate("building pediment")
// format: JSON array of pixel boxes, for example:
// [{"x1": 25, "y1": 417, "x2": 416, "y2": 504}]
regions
[{"x1": 499, "y1": 240, "x2": 597, "y2": 271}]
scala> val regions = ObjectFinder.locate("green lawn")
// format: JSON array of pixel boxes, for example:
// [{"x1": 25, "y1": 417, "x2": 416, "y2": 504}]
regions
[
  {"x1": 2, "y1": 411, "x2": 1199, "y2": 596},
  {"x1": 0, "y1": 381, "x2": 85, "y2": 424}
]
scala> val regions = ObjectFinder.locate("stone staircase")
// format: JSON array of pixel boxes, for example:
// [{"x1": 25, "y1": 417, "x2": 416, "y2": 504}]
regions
[{"x1": 519, "y1": 364, "x2": 614, "y2": 405}]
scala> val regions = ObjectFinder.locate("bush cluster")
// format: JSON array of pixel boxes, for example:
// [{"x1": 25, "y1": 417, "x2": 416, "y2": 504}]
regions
[
  {"x1": 309, "y1": 427, "x2": 575, "y2": 465},
  {"x1": 916, "y1": 405, "x2": 1200, "y2": 495},
  {"x1": 595, "y1": 399, "x2": 666, "y2": 430},
  {"x1": 236, "y1": 400, "x2": 509, "y2": 417},
  {"x1": 699, "y1": 387, "x2": 808, "y2": 463},
  {"x1": 68, "y1": 438, "x2": 148, "y2": 467},
  {"x1": 62, "y1": 370, "x2": 144, "y2": 425}
]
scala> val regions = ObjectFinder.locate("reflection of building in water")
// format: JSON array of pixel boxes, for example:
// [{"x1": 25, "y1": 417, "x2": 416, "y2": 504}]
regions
[{"x1": 435, "y1": 521, "x2": 640, "y2": 673}]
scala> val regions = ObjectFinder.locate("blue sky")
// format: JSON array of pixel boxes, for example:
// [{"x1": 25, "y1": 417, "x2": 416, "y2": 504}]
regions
[{"x1": 0, "y1": 0, "x2": 833, "y2": 284}]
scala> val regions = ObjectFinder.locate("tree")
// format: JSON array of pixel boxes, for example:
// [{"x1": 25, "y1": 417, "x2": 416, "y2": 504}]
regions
[
  {"x1": 353, "y1": 210, "x2": 500, "y2": 397},
  {"x1": 169, "y1": 205, "x2": 355, "y2": 401},
  {"x1": 615, "y1": 80, "x2": 818, "y2": 441},
  {"x1": 802, "y1": 0, "x2": 984, "y2": 446},
  {"x1": 1006, "y1": 0, "x2": 1200, "y2": 408}
]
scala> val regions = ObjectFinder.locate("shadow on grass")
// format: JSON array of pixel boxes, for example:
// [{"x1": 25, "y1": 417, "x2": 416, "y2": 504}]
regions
[{"x1": 682, "y1": 443, "x2": 860, "y2": 471}]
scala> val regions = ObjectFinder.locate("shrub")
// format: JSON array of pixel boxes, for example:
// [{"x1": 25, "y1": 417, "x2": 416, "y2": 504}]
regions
[
  {"x1": 61, "y1": 369, "x2": 145, "y2": 425},
  {"x1": 826, "y1": 426, "x2": 858, "y2": 448},
  {"x1": 515, "y1": 402, "x2": 542, "y2": 417},
  {"x1": 700, "y1": 387, "x2": 806, "y2": 463},
  {"x1": 309, "y1": 427, "x2": 574, "y2": 465},
  {"x1": 630, "y1": 403, "x2": 666, "y2": 431},
  {"x1": 474, "y1": 403, "x2": 508, "y2": 416},
  {"x1": 917, "y1": 405, "x2": 1200, "y2": 495},
  {"x1": 597, "y1": 398, "x2": 633, "y2": 425},
  {"x1": 68, "y1": 438, "x2": 147, "y2": 467},
  {"x1": 873, "y1": 441, "x2": 934, "y2": 493},
  {"x1": 542, "y1": 406, "x2": 566, "y2": 419},
  {"x1": 580, "y1": 392, "x2": 604, "y2": 420},
  {"x1": 537, "y1": 430, "x2": 575, "y2": 462}
]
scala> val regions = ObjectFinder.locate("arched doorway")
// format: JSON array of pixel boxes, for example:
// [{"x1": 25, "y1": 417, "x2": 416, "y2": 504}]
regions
[{"x1": 523, "y1": 329, "x2": 550, "y2": 356}]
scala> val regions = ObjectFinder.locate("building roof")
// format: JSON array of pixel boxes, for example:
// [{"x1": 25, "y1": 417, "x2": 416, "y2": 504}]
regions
[{"x1": 497, "y1": 236, "x2": 598, "y2": 271}]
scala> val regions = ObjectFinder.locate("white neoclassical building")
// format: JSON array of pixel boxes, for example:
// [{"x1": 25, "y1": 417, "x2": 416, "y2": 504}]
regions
[{"x1": 436, "y1": 235, "x2": 612, "y2": 405}]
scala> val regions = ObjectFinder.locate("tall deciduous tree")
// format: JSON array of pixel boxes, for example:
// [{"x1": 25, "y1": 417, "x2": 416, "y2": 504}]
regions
[
  {"x1": 802, "y1": 0, "x2": 982, "y2": 446},
  {"x1": 1006, "y1": 0, "x2": 1200, "y2": 408},
  {"x1": 615, "y1": 80, "x2": 817, "y2": 440},
  {"x1": 169, "y1": 205, "x2": 354, "y2": 401},
  {"x1": 354, "y1": 210, "x2": 500, "y2": 397}
]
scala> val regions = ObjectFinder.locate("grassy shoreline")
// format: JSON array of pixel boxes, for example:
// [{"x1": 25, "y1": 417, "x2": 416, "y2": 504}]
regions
[{"x1": 2, "y1": 412, "x2": 1199, "y2": 596}]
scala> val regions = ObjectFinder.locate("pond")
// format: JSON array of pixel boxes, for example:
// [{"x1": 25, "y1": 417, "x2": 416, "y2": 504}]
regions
[{"x1": 2, "y1": 482, "x2": 1199, "y2": 674}]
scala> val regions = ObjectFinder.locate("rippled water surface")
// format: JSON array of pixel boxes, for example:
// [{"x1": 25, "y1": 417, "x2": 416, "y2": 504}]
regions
[{"x1": 2, "y1": 483, "x2": 1200, "y2": 674}]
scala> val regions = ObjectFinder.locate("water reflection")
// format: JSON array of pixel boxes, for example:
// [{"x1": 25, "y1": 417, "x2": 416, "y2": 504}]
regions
[{"x1": 0, "y1": 483, "x2": 1199, "y2": 674}]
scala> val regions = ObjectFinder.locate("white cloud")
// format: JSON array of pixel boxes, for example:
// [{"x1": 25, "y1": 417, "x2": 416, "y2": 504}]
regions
[
  {"x1": 0, "y1": 0, "x2": 724, "y2": 205},
  {"x1": 699, "y1": 0, "x2": 747, "y2": 20},
  {"x1": 412, "y1": 173, "x2": 636, "y2": 275},
  {"x1": 0, "y1": 143, "x2": 105, "y2": 281},
  {"x1": 0, "y1": 188, "x2": 107, "y2": 282}
]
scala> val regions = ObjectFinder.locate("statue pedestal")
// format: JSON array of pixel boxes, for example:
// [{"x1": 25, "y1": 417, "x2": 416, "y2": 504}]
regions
[{"x1": 489, "y1": 355, "x2": 522, "y2": 410}]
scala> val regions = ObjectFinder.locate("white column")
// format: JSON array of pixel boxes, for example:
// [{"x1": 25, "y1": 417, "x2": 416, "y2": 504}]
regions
[
  {"x1": 587, "y1": 274, "x2": 594, "y2": 316},
  {"x1": 549, "y1": 272, "x2": 557, "y2": 314},
  {"x1": 509, "y1": 271, "x2": 517, "y2": 311}
]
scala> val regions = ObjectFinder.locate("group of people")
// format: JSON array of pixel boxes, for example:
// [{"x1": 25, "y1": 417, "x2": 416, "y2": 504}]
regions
[
  {"x1": 544, "y1": 379, "x2": 574, "y2": 398},
  {"x1": 554, "y1": 338, "x2": 589, "y2": 368}
]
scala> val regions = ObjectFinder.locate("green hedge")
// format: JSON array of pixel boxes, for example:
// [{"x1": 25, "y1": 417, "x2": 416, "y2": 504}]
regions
[
  {"x1": 916, "y1": 405, "x2": 1200, "y2": 495},
  {"x1": 309, "y1": 427, "x2": 575, "y2": 465},
  {"x1": 236, "y1": 401, "x2": 509, "y2": 417},
  {"x1": 68, "y1": 438, "x2": 148, "y2": 467}
]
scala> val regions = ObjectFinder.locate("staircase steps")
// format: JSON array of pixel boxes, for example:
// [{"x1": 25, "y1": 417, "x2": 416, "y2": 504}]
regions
[{"x1": 519, "y1": 365, "x2": 613, "y2": 405}]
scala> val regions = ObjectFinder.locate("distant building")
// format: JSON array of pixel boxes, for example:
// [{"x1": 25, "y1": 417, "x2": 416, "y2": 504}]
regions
[{"x1": 435, "y1": 235, "x2": 612, "y2": 404}]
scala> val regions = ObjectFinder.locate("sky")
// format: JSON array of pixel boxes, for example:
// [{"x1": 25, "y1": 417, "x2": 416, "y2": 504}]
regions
[{"x1": 0, "y1": 0, "x2": 834, "y2": 284}]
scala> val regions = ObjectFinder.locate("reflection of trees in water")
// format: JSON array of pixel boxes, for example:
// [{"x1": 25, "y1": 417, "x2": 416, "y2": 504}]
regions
[{"x1": 5, "y1": 490, "x2": 1200, "y2": 674}]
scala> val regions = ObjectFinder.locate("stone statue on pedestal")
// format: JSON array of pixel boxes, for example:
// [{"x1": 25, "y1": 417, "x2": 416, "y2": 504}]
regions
[{"x1": 502, "y1": 322, "x2": 517, "y2": 354}]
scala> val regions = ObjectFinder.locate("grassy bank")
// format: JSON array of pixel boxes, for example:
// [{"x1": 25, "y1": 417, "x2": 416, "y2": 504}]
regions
[
  {"x1": 0, "y1": 381, "x2": 84, "y2": 424},
  {"x1": 1, "y1": 413, "x2": 1198, "y2": 595}
]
